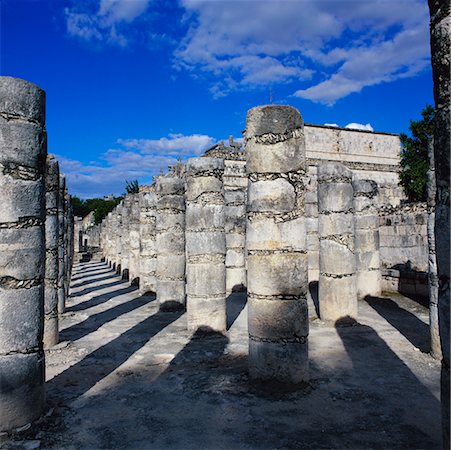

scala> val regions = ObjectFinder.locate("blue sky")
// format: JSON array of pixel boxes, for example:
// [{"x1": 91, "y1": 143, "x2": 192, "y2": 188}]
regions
[{"x1": 2, "y1": 0, "x2": 433, "y2": 198}]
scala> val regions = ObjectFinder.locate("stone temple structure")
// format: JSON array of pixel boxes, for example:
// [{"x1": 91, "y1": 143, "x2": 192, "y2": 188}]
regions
[{"x1": 0, "y1": 42, "x2": 449, "y2": 445}]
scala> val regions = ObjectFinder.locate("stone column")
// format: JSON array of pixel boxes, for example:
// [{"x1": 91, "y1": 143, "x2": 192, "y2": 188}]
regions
[
  {"x1": 224, "y1": 155, "x2": 247, "y2": 293},
  {"x1": 318, "y1": 162, "x2": 356, "y2": 321},
  {"x1": 155, "y1": 175, "x2": 185, "y2": 311},
  {"x1": 186, "y1": 158, "x2": 226, "y2": 332},
  {"x1": 115, "y1": 204, "x2": 123, "y2": 274},
  {"x1": 0, "y1": 76, "x2": 46, "y2": 431},
  {"x1": 427, "y1": 138, "x2": 441, "y2": 359},
  {"x1": 120, "y1": 196, "x2": 131, "y2": 280},
  {"x1": 44, "y1": 155, "x2": 59, "y2": 347},
  {"x1": 57, "y1": 174, "x2": 66, "y2": 314},
  {"x1": 428, "y1": 2, "x2": 450, "y2": 447},
  {"x1": 353, "y1": 178, "x2": 381, "y2": 299},
  {"x1": 305, "y1": 166, "x2": 320, "y2": 282},
  {"x1": 128, "y1": 193, "x2": 141, "y2": 286},
  {"x1": 245, "y1": 105, "x2": 309, "y2": 385},
  {"x1": 64, "y1": 190, "x2": 71, "y2": 298},
  {"x1": 139, "y1": 188, "x2": 157, "y2": 295}
]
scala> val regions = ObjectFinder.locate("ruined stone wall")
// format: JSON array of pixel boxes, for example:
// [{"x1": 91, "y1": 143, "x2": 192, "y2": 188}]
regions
[
  {"x1": 379, "y1": 203, "x2": 429, "y2": 298},
  {"x1": 128, "y1": 193, "x2": 141, "y2": 285}
]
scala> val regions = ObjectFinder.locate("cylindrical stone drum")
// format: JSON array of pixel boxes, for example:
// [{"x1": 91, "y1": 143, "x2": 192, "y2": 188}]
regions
[{"x1": 0, "y1": 76, "x2": 46, "y2": 431}]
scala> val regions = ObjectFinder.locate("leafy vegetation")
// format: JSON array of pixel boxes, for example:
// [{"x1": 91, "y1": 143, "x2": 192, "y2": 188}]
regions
[
  {"x1": 125, "y1": 179, "x2": 140, "y2": 194},
  {"x1": 71, "y1": 196, "x2": 123, "y2": 225},
  {"x1": 399, "y1": 105, "x2": 434, "y2": 202}
]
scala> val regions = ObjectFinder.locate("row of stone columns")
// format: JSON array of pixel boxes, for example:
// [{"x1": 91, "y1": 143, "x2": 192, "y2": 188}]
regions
[
  {"x1": 99, "y1": 106, "x2": 384, "y2": 389},
  {"x1": 0, "y1": 76, "x2": 74, "y2": 432}
]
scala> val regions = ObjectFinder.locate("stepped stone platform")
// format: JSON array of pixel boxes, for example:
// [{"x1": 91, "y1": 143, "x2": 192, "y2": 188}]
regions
[{"x1": 2, "y1": 259, "x2": 441, "y2": 449}]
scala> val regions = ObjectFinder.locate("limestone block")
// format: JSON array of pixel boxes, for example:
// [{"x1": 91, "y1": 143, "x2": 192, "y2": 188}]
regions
[
  {"x1": 226, "y1": 233, "x2": 245, "y2": 249},
  {"x1": 156, "y1": 231, "x2": 185, "y2": 254},
  {"x1": 248, "y1": 297, "x2": 309, "y2": 340},
  {"x1": 226, "y1": 249, "x2": 245, "y2": 268},
  {"x1": 319, "y1": 239, "x2": 355, "y2": 275},
  {"x1": 318, "y1": 275, "x2": 357, "y2": 321},
  {"x1": 355, "y1": 229, "x2": 380, "y2": 252},
  {"x1": 317, "y1": 183, "x2": 353, "y2": 213},
  {"x1": 247, "y1": 179, "x2": 295, "y2": 213},
  {"x1": 0, "y1": 352, "x2": 45, "y2": 432},
  {"x1": 356, "y1": 271, "x2": 382, "y2": 298},
  {"x1": 156, "y1": 254, "x2": 185, "y2": 279},
  {"x1": 247, "y1": 253, "x2": 308, "y2": 297},
  {"x1": 186, "y1": 297, "x2": 226, "y2": 332},
  {"x1": 248, "y1": 340, "x2": 308, "y2": 385},
  {"x1": 226, "y1": 268, "x2": 246, "y2": 292},
  {"x1": 185, "y1": 204, "x2": 225, "y2": 230},
  {"x1": 186, "y1": 176, "x2": 222, "y2": 201},
  {"x1": 186, "y1": 263, "x2": 226, "y2": 297},
  {"x1": 185, "y1": 231, "x2": 226, "y2": 256},
  {"x1": 319, "y1": 212, "x2": 353, "y2": 237}
]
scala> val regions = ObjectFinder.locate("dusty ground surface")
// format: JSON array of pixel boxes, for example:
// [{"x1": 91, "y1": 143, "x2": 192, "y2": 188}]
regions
[{"x1": 2, "y1": 259, "x2": 442, "y2": 449}]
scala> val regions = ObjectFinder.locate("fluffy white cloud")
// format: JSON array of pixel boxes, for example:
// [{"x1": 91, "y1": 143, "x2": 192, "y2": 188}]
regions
[
  {"x1": 345, "y1": 123, "x2": 374, "y2": 132},
  {"x1": 65, "y1": 0, "x2": 150, "y2": 46},
  {"x1": 58, "y1": 132, "x2": 216, "y2": 198},
  {"x1": 175, "y1": 0, "x2": 430, "y2": 102}
]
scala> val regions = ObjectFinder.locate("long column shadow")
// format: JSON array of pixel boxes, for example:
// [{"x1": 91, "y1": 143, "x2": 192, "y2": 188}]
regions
[
  {"x1": 365, "y1": 296, "x2": 430, "y2": 353},
  {"x1": 66, "y1": 285, "x2": 137, "y2": 312},
  {"x1": 70, "y1": 278, "x2": 125, "y2": 298},
  {"x1": 72, "y1": 267, "x2": 113, "y2": 279},
  {"x1": 60, "y1": 294, "x2": 156, "y2": 342},
  {"x1": 335, "y1": 317, "x2": 440, "y2": 448},
  {"x1": 49, "y1": 309, "x2": 184, "y2": 400},
  {"x1": 71, "y1": 270, "x2": 116, "y2": 288}
]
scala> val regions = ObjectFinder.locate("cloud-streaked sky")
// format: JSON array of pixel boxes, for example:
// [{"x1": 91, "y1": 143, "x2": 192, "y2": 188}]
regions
[{"x1": 2, "y1": 0, "x2": 433, "y2": 198}]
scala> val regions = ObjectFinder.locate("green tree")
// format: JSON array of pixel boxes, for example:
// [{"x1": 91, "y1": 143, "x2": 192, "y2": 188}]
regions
[
  {"x1": 70, "y1": 196, "x2": 122, "y2": 225},
  {"x1": 125, "y1": 179, "x2": 140, "y2": 194},
  {"x1": 399, "y1": 105, "x2": 434, "y2": 202}
]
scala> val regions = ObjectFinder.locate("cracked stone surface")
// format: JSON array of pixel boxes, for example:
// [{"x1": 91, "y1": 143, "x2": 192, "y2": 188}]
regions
[{"x1": 1, "y1": 258, "x2": 442, "y2": 449}]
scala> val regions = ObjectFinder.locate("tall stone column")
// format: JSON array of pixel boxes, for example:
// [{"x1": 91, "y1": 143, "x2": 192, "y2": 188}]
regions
[
  {"x1": 186, "y1": 157, "x2": 226, "y2": 332},
  {"x1": 155, "y1": 175, "x2": 185, "y2": 311},
  {"x1": 0, "y1": 77, "x2": 46, "y2": 431},
  {"x1": 57, "y1": 175, "x2": 66, "y2": 314},
  {"x1": 128, "y1": 193, "x2": 141, "y2": 285},
  {"x1": 139, "y1": 188, "x2": 157, "y2": 295},
  {"x1": 353, "y1": 178, "x2": 381, "y2": 299},
  {"x1": 224, "y1": 154, "x2": 247, "y2": 293},
  {"x1": 428, "y1": 1, "x2": 450, "y2": 447},
  {"x1": 318, "y1": 162, "x2": 357, "y2": 321},
  {"x1": 120, "y1": 196, "x2": 131, "y2": 280},
  {"x1": 305, "y1": 166, "x2": 320, "y2": 282},
  {"x1": 63, "y1": 190, "x2": 71, "y2": 298},
  {"x1": 427, "y1": 138, "x2": 441, "y2": 359},
  {"x1": 245, "y1": 105, "x2": 309, "y2": 385},
  {"x1": 44, "y1": 155, "x2": 60, "y2": 347},
  {"x1": 115, "y1": 204, "x2": 123, "y2": 274}
]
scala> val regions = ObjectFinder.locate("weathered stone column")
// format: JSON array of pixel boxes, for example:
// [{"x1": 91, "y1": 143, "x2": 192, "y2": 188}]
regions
[
  {"x1": 318, "y1": 162, "x2": 357, "y2": 321},
  {"x1": 155, "y1": 175, "x2": 185, "y2": 311},
  {"x1": 128, "y1": 193, "x2": 141, "y2": 285},
  {"x1": 427, "y1": 138, "x2": 441, "y2": 359},
  {"x1": 115, "y1": 203, "x2": 123, "y2": 274},
  {"x1": 224, "y1": 153, "x2": 247, "y2": 293},
  {"x1": 186, "y1": 157, "x2": 226, "y2": 332},
  {"x1": 139, "y1": 187, "x2": 157, "y2": 295},
  {"x1": 353, "y1": 178, "x2": 381, "y2": 299},
  {"x1": 245, "y1": 105, "x2": 309, "y2": 385},
  {"x1": 63, "y1": 190, "x2": 71, "y2": 298},
  {"x1": 57, "y1": 175, "x2": 66, "y2": 314},
  {"x1": 0, "y1": 77, "x2": 46, "y2": 431},
  {"x1": 305, "y1": 166, "x2": 320, "y2": 282},
  {"x1": 44, "y1": 155, "x2": 59, "y2": 347},
  {"x1": 120, "y1": 196, "x2": 131, "y2": 280},
  {"x1": 428, "y1": 1, "x2": 450, "y2": 446}
]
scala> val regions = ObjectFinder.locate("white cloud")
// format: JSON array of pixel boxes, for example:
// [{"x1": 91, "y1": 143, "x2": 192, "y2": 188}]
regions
[
  {"x1": 174, "y1": 0, "x2": 430, "y2": 102},
  {"x1": 345, "y1": 122, "x2": 374, "y2": 132},
  {"x1": 65, "y1": 0, "x2": 150, "y2": 46},
  {"x1": 324, "y1": 123, "x2": 339, "y2": 128},
  {"x1": 57, "y1": 132, "x2": 216, "y2": 198}
]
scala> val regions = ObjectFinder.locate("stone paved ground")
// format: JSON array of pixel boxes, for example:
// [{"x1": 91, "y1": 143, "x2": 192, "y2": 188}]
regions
[{"x1": 2, "y1": 259, "x2": 442, "y2": 449}]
